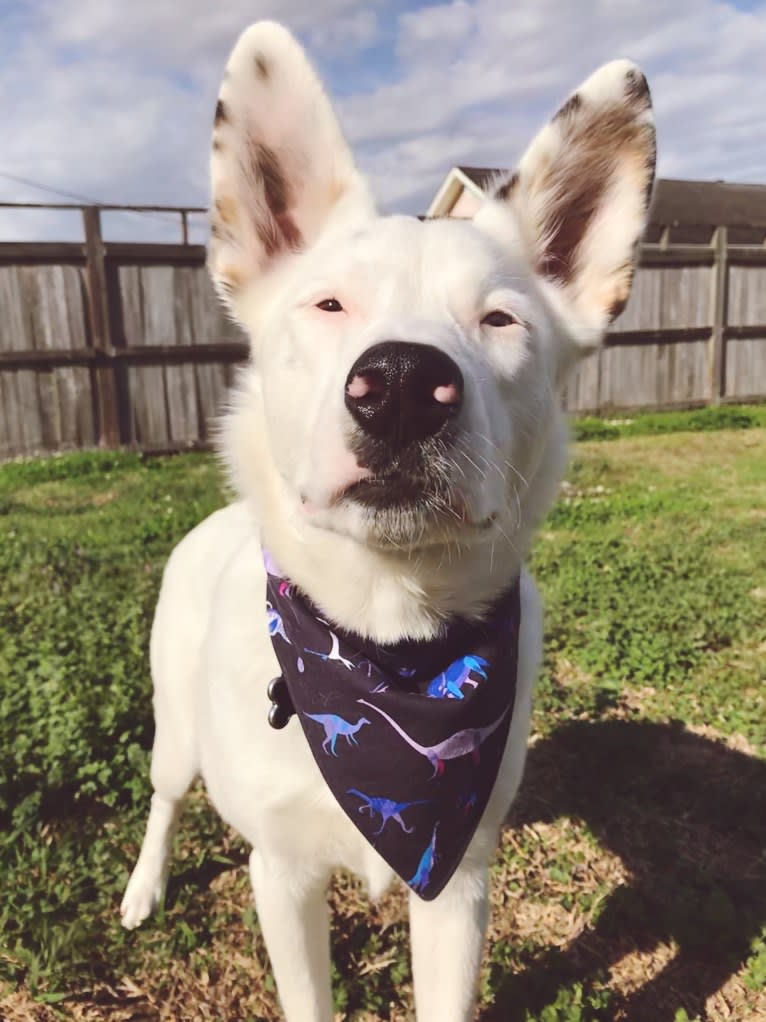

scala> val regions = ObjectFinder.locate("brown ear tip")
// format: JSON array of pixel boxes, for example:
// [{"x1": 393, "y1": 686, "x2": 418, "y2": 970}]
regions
[
  {"x1": 494, "y1": 172, "x2": 519, "y2": 202},
  {"x1": 554, "y1": 92, "x2": 582, "y2": 122},
  {"x1": 214, "y1": 99, "x2": 228, "y2": 125},
  {"x1": 625, "y1": 67, "x2": 651, "y2": 108},
  {"x1": 607, "y1": 296, "x2": 629, "y2": 323}
]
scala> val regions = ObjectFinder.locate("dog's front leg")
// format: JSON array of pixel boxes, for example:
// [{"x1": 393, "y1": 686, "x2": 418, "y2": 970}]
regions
[
  {"x1": 409, "y1": 861, "x2": 490, "y2": 1022},
  {"x1": 249, "y1": 850, "x2": 333, "y2": 1022}
]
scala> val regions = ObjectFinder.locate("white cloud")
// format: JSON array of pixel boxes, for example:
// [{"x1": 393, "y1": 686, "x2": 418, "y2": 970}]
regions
[
  {"x1": 0, "y1": 0, "x2": 765, "y2": 240},
  {"x1": 396, "y1": 0, "x2": 476, "y2": 61},
  {"x1": 0, "y1": 1, "x2": 382, "y2": 239},
  {"x1": 310, "y1": 9, "x2": 381, "y2": 56},
  {"x1": 41, "y1": 0, "x2": 378, "y2": 68},
  {"x1": 347, "y1": 0, "x2": 766, "y2": 210}
]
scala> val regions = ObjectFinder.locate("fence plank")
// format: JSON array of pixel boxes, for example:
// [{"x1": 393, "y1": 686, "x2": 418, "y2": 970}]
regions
[
  {"x1": 165, "y1": 267, "x2": 200, "y2": 444},
  {"x1": 660, "y1": 265, "x2": 711, "y2": 329},
  {"x1": 188, "y1": 267, "x2": 242, "y2": 437},
  {"x1": 708, "y1": 227, "x2": 728, "y2": 404},
  {"x1": 0, "y1": 373, "x2": 22, "y2": 456},
  {"x1": 0, "y1": 267, "x2": 31, "y2": 351},
  {"x1": 562, "y1": 353, "x2": 600, "y2": 413},
  {"x1": 725, "y1": 337, "x2": 766, "y2": 399},
  {"x1": 128, "y1": 367, "x2": 170, "y2": 446},
  {"x1": 56, "y1": 366, "x2": 96, "y2": 448},
  {"x1": 612, "y1": 267, "x2": 662, "y2": 331},
  {"x1": 82, "y1": 206, "x2": 120, "y2": 446},
  {"x1": 728, "y1": 265, "x2": 766, "y2": 326}
]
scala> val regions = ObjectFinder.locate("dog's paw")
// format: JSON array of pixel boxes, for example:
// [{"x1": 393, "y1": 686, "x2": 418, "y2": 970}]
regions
[{"x1": 120, "y1": 869, "x2": 164, "y2": 930}]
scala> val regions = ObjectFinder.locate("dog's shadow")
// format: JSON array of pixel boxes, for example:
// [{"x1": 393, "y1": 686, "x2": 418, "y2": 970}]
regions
[{"x1": 484, "y1": 719, "x2": 766, "y2": 1022}]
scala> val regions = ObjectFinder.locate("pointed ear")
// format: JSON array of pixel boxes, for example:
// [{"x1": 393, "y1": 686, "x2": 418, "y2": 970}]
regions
[
  {"x1": 492, "y1": 60, "x2": 656, "y2": 348},
  {"x1": 208, "y1": 21, "x2": 375, "y2": 315}
]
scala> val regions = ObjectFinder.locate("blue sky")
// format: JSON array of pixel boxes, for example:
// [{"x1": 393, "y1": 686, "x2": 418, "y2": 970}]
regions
[{"x1": 1, "y1": 0, "x2": 765, "y2": 241}]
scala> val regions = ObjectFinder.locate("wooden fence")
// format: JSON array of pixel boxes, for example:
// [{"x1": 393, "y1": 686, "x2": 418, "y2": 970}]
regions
[
  {"x1": 564, "y1": 223, "x2": 766, "y2": 413},
  {"x1": 0, "y1": 203, "x2": 246, "y2": 458},
  {"x1": 1, "y1": 203, "x2": 765, "y2": 459}
]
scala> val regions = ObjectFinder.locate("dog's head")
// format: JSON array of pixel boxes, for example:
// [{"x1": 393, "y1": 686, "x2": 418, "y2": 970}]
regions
[{"x1": 209, "y1": 22, "x2": 654, "y2": 623}]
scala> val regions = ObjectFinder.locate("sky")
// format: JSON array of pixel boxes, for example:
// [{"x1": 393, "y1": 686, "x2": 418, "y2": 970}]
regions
[{"x1": 1, "y1": 0, "x2": 765, "y2": 241}]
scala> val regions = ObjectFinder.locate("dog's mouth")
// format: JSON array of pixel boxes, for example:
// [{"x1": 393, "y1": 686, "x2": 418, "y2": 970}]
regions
[
  {"x1": 340, "y1": 473, "x2": 426, "y2": 510},
  {"x1": 300, "y1": 434, "x2": 500, "y2": 544},
  {"x1": 337, "y1": 473, "x2": 496, "y2": 533},
  {"x1": 338, "y1": 433, "x2": 458, "y2": 513}
]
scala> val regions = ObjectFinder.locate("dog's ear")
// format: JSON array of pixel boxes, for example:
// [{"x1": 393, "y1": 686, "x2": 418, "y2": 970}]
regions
[
  {"x1": 490, "y1": 60, "x2": 656, "y2": 349},
  {"x1": 208, "y1": 22, "x2": 374, "y2": 315}
]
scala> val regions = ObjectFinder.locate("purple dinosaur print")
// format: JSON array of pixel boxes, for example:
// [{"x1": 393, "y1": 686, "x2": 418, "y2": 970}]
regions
[
  {"x1": 346, "y1": 788, "x2": 429, "y2": 835},
  {"x1": 304, "y1": 631, "x2": 355, "y2": 671},
  {"x1": 357, "y1": 699, "x2": 510, "y2": 778},
  {"x1": 304, "y1": 713, "x2": 370, "y2": 756},
  {"x1": 409, "y1": 825, "x2": 438, "y2": 893},
  {"x1": 427, "y1": 655, "x2": 489, "y2": 699},
  {"x1": 266, "y1": 602, "x2": 290, "y2": 644}
]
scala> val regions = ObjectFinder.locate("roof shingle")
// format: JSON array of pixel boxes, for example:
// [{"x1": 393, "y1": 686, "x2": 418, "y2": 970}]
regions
[{"x1": 456, "y1": 168, "x2": 766, "y2": 229}]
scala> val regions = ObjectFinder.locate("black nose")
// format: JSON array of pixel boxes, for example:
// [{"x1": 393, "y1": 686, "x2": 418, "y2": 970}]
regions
[{"x1": 345, "y1": 342, "x2": 463, "y2": 450}]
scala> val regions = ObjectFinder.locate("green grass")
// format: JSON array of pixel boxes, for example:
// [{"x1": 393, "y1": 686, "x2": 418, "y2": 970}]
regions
[
  {"x1": 571, "y1": 402, "x2": 766, "y2": 442},
  {"x1": 1, "y1": 413, "x2": 765, "y2": 1022}
]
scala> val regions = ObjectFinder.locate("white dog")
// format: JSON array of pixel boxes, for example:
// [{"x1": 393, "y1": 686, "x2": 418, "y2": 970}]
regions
[{"x1": 121, "y1": 22, "x2": 655, "y2": 1022}]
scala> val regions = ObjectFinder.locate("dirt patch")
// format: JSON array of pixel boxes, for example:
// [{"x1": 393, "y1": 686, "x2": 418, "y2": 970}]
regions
[
  {"x1": 608, "y1": 940, "x2": 678, "y2": 997},
  {"x1": 553, "y1": 656, "x2": 594, "y2": 689}
]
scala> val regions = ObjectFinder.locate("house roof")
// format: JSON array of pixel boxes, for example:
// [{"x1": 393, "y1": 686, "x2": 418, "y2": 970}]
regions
[
  {"x1": 444, "y1": 168, "x2": 766, "y2": 229},
  {"x1": 648, "y1": 178, "x2": 766, "y2": 228},
  {"x1": 456, "y1": 166, "x2": 503, "y2": 191}
]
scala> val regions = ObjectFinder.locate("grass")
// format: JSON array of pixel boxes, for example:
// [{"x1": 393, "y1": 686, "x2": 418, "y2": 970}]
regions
[
  {"x1": 1, "y1": 409, "x2": 765, "y2": 1021},
  {"x1": 571, "y1": 402, "x2": 766, "y2": 442}
]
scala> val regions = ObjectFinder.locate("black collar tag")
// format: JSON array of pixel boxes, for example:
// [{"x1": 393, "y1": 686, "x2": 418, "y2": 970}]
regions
[{"x1": 264, "y1": 552, "x2": 521, "y2": 900}]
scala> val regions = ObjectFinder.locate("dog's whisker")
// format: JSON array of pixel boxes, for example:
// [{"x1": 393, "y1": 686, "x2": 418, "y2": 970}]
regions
[{"x1": 504, "y1": 460, "x2": 529, "y2": 491}]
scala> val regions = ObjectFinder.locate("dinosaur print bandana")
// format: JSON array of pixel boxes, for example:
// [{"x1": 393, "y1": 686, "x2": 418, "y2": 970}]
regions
[{"x1": 264, "y1": 551, "x2": 521, "y2": 901}]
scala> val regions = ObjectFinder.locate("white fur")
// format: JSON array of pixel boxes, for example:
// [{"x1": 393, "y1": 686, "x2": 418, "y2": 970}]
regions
[{"x1": 121, "y1": 22, "x2": 655, "y2": 1022}]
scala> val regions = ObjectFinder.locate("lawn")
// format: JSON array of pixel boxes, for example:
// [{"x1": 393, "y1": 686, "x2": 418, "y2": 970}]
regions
[{"x1": 1, "y1": 408, "x2": 765, "y2": 1022}]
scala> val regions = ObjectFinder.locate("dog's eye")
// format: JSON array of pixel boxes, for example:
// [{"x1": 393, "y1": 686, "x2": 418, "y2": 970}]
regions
[
  {"x1": 481, "y1": 310, "x2": 516, "y2": 328},
  {"x1": 316, "y1": 298, "x2": 344, "y2": 313}
]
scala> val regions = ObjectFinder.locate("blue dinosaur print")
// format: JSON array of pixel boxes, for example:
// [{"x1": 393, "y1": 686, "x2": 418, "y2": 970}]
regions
[
  {"x1": 304, "y1": 713, "x2": 370, "y2": 756},
  {"x1": 346, "y1": 788, "x2": 429, "y2": 835},
  {"x1": 427, "y1": 655, "x2": 489, "y2": 699},
  {"x1": 409, "y1": 825, "x2": 438, "y2": 893},
  {"x1": 266, "y1": 602, "x2": 290, "y2": 644},
  {"x1": 456, "y1": 790, "x2": 478, "y2": 814}
]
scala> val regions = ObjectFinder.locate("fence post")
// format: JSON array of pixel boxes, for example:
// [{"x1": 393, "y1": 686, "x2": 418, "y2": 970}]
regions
[
  {"x1": 82, "y1": 206, "x2": 121, "y2": 446},
  {"x1": 709, "y1": 225, "x2": 728, "y2": 405}
]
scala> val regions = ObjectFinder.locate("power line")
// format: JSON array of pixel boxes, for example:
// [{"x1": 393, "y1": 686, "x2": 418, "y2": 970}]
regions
[
  {"x1": 0, "y1": 169, "x2": 194, "y2": 229},
  {"x1": 0, "y1": 169, "x2": 114, "y2": 207}
]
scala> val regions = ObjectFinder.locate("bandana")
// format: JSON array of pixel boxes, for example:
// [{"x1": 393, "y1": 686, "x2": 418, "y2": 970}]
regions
[{"x1": 264, "y1": 551, "x2": 521, "y2": 901}]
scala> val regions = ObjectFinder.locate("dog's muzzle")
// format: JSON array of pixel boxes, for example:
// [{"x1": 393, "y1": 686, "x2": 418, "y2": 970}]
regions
[{"x1": 344, "y1": 341, "x2": 463, "y2": 454}]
